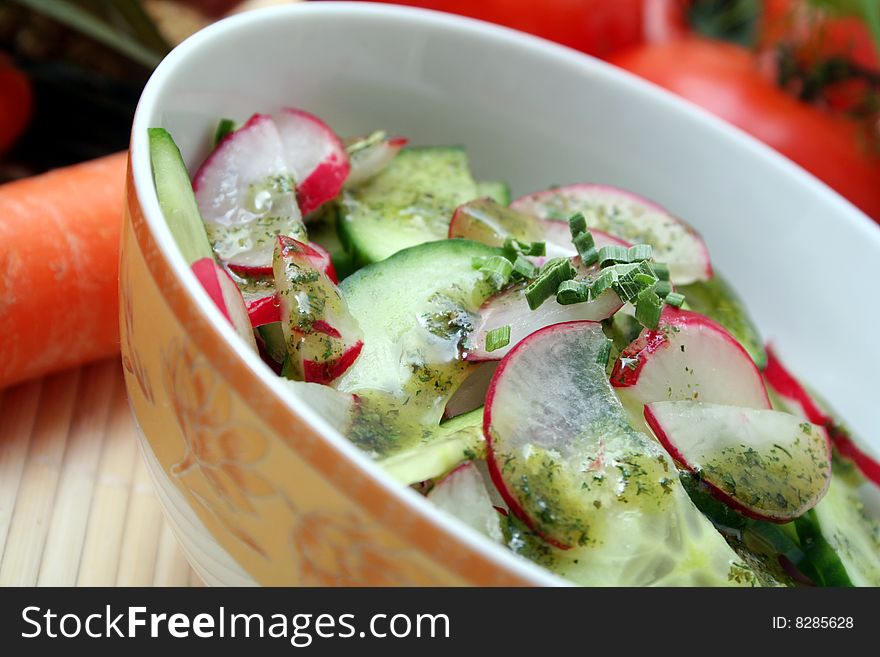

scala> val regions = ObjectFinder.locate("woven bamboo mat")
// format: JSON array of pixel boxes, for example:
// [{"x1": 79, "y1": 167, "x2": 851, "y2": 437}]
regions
[{"x1": 0, "y1": 358, "x2": 202, "y2": 587}]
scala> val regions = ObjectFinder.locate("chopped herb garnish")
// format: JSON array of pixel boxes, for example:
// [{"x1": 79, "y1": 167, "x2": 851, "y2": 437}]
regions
[
  {"x1": 503, "y1": 236, "x2": 546, "y2": 258},
  {"x1": 476, "y1": 255, "x2": 514, "y2": 289},
  {"x1": 556, "y1": 279, "x2": 589, "y2": 305},
  {"x1": 634, "y1": 288, "x2": 663, "y2": 329},
  {"x1": 665, "y1": 291, "x2": 686, "y2": 308},
  {"x1": 524, "y1": 258, "x2": 576, "y2": 309},
  {"x1": 486, "y1": 325, "x2": 511, "y2": 352},
  {"x1": 598, "y1": 244, "x2": 630, "y2": 267},
  {"x1": 568, "y1": 212, "x2": 588, "y2": 237},
  {"x1": 512, "y1": 254, "x2": 538, "y2": 279},
  {"x1": 654, "y1": 280, "x2": 673, "y2": 299},
  {"x1": 627, "y1": 244, "x2": 653, "y2": 262},
  {"x1": 650, "y1": 261, "x2": 670, "y2": 281}
]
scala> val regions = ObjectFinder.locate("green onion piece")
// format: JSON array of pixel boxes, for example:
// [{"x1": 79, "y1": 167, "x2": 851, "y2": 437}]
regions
[
  {"x1": 568, "y1": 212, "x2": 588, "y2": 237},
  {"x1": 485, "y1": 325, "x2": 511, "y2": 352},
  {"x1": 503, "y1": 237, "x2": 545, "y2": 258},
  {"x1": 634, "y1": 272, "x2": 657, "y2": 287},
  {"x1": 589, "y1": 268, "x2": 616, "y2": 299},
  {"x1": 513, "y1": 254, "x2": 538, "y2": 279},
  {"x1": 572, "y1": 231, "x2": 597, "y2": 264},
  {"x1": 598, "y1": 245, "x2": 630, "y2": 267},
  {"x1": 627, "y1": 244, "x2": 653, "y2": 262},
  {"x1": 635, "y1": 289, "x2": 663, "y2": 329},
  {"x1": 650, "y1": 262, "x2": 670, "y2": 281},
  {"x1": 654, "y1": 280, "x2": 673, "y2": 299},
  {"x1": 525, "y1": 258, "x2": 576, "y2": 310},
  {"x1": 479, "y1": 255, "x2": 514, "y2": 289},
  {"x1": 665, "y1": 291, "x2": 686, "y2": 308},
  {"x1": 556, "y1": 279, "x2": 589, "y2": 305},
  {"x1": 213, "y1": 118, "x2": 237, "y2": 147}
]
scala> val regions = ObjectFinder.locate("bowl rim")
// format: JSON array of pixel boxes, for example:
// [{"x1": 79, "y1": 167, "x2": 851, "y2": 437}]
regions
[{"x1": 129, "y1": 1, "x2": 880, "y2": 586}]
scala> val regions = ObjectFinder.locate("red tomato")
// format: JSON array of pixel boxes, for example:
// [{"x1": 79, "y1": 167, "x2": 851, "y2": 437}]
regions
[
  {"x1": 611, "y1": 39, "x2": 880, "y2": 222},
  {"x1": 0, "y1": 57, "x2": 33, "y2": 153},
  {"x1": 356, "y1": 0, "x2": 686, "y2": 59},
  {"x1": 761, "y1": 0, "x2": 878, "y2": 71}
]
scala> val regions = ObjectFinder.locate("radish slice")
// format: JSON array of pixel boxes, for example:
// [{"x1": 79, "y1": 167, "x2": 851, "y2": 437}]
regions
[
  {"x1": 611, "y1": 307, "x2": 770, "y2": 428},
  {"x1": 765, "y1": 346, "x2": 880, "y2": 486},
  {"x1": 229, "y1": 239, "x2": 338, "y2": 283},
  {"x1": 464, "y1": 262, "x2": 623, "y2": 362},
  {"x1": 345, "y1": 131, "x2": 407, "y2": 188},
  {"x1": 511, "y1": 183, "x2": 711, "y2": 284},
  {"x1": 274, "y1": 107, "x2": 350, "y2": 216},
  {"x1": 450, "y1": 197, "x2": 632, "y2": 259},
  {"x1": 273, "y1": 236, "x2": 363, "y2": 383},
  {"x1": 193, "y1": 113, "x2": 305, "y2": 269},
  {"x1": 486, "y1": 321, "x2": 688, "y2": 548},
  {"x1": 644, "y1": 401, "x2": 831, "y2": 522},
  {"x1": 427, "y1": 461, "x2": 504, "y2": 542},
  {"x1": 449, "y1": 197, "x2": 546, "y2": 245},
  {"x1": 245, "y1": 294, "x2": 280, "y2": 328},
  {"x1": 191, "y1": 257, "x2": 258, "y2": 352}
]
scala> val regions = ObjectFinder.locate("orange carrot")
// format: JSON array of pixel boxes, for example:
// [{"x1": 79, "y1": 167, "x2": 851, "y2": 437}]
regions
[{"x1": 0, "y1": 152, "x2": 127, "y2": 389}]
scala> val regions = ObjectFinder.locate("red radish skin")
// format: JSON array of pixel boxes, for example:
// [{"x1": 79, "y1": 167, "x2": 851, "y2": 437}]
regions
[
  {"x1": 245, "y1": 294, "x2": 280, "y2": 328},
  {"x1": 611, "y1": 307, "x2": 771, "y2": 407},
  {"x1": 644, "y1": 402, "x2": 831, "y2": 523},
  {"x1": 229, "y1": 240, "x2": 338, "y2": 282},
  {"x1": 191, "y1": 257, "x2": 258, "y2": 351},
  {"x1": 345, "y1": 134, "x2": 408, "y2": 188},
  {"x1": 511, "y1": 183, "x2": 712, "y2": 284},
  {"x1": 274, "y1": 108, "x2": 350, "y2": 216},
  {"x1": 765, "y1": 345, "x2": 880, "y2": 486},
  {"x1": 274, "y1": 235, "x2": 363, "y2": 384},
  {"x1": 303, "y1": 340, "x2": 363, "y2": 385}
]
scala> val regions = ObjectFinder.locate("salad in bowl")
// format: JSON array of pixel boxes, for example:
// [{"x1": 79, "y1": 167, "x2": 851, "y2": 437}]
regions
[{"x1": 148, "y1": 103, "x2": 880, "y2": 587}]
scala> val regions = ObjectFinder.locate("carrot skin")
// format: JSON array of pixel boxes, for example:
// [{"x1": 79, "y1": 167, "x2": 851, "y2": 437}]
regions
[{"x1": 0, "y1": 152, "x2": 127, "y2": 388}]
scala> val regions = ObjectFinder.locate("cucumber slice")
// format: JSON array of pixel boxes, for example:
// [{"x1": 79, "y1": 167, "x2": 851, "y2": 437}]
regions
[
  {"x1": 307, "y1": 203, "x2": 357, "y2": 279},
  {"x1": 380, "y1": 408, "x2": 484, "y2": 485},
  {"x1": 337, "y1": 239, "x2": 499, "y2": 456},
  {"x1": 476, "y1": 180, "x2": 511, "y2": 206},
  {"x1": 678, "y1": 273, "x2": 766, "y2": 368},
  {"x1": 808, "y1": 466, "x2": 880, "y2": 586},
  {"x1": 338, "y1": 147, "x2": 479, "y2": 266},
  {"x1": 148, "y1": 128, "x2": 214, "y2": 265}
]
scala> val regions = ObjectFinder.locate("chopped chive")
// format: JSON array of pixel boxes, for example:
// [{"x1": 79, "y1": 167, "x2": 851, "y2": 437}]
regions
[
  {"x1": 568, "y1": 212, "x2": 588, "y2": 237},
  {"x1": 525, "y1": 258, "x2": 576, "y2": 309},
  {"x1": 513, "y1": 254, "x2": 538, "y2": 279},
  {"x1": 635, "y1": 288, "x2": 663, "y2": 329},
  {"x1": 589, "y1": 268, "x2": 616, "y2": 298},
  {"x1": 598, "y1": 245, "x2": 630, "y2": 267},
  {"x1": 627, "y1": 244, "x2": 653, "y2": 262},
  {"x1": 479, "y1": 255, "x2": 514, "y2": 289},
  {"x1": 650, "y1": 262, "x2": 670, "y2": 281},
  {"x1": 634, "y1": 272, "x2": 657, "y2": 287},
  {"x1": 503, "y1": 237, "x2": 545, "y2": 258},
  {"x1": 573, "y1": 231, "x2": 598, "y2": 265},
  {"x1": 556, "y1": 279, "x2": 589, "y2": 305},
  {"x1": 654, "y1": 280, "x2": 673, "y2": 299},
  {"x1": 213, "y1": 118, "x2": 237, "y2": 147},
  {"x1": 485, "y1": 325, "x2": 511, "y2": 352},
  {"x1": 665, "y1": 291, "x2": 686, "y2": 308}
]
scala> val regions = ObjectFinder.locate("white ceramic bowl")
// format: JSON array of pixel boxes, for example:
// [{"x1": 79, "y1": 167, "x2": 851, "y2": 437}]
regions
[{"x1": 125, "y1": 1, "x2": 880, "y2": 586}]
